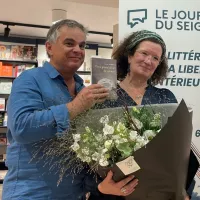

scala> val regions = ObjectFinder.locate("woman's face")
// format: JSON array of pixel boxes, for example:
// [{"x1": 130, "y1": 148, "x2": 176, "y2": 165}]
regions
[{"x1": 128, "y1": 40, "x2": 162, "y2": 80}]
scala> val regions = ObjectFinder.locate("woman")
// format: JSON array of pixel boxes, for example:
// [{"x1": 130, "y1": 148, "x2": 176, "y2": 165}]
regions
[{"x1": 91, "y1": 30, "x2": 198, "y2": 199}]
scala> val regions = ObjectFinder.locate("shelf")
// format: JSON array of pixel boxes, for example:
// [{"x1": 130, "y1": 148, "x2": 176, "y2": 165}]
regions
[
  {"x1": 0, "y1": 94, "x2": 10, "y2": 96},
  {"x1": 77, "y1": 71, "x2": 91, "y2": 75},
  {"x1": 0, "y1": 111, "x2": 6, "y2": 113},
  {"x1": 0, "y1": 59, "x2": 38, "y2": 65},
  {"x1": 0, "y1": 126, "x2": 7, "y2": 128},
  {"x1": 0, "y1": 76, "x2": 15, "y2": 80}
]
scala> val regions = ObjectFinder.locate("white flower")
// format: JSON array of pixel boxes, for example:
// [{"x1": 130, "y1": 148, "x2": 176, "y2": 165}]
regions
[
  {"x1": 71, "y1": 142, "x2": 80, "y2": 151},
  {"x1": 82, "y1": 147, "x2": 90, "y2": 155},
  {"x1": 117, "y1": 122, "x2": 126, "y2": 132},
  {"x1": 82, "y1": 156, "x2": 91, "y2": 163},
  {"x1": 92, "y1": 152, "x2": 100, "y2": 161},
  {"x1": 115, "y1": 138, "x2": 128, "y2": 145},
  {"x1": 112, "y1": 135, "x2": 121, "y2": 140},
  {"x1": 85, "y1": 126, "x2": 91, "y2": 133},
  {"x1": 101, "y1": 148, "x2": 108, "y2": 154},
  {"x1": 93, "y1": 133, "x2": 102, "y2": 141},
  {"x1": 103, "y1": 124, "x2": 114, "y2": 136},
  {"x1": 100, "y1": 115, "x2": 109, "y2": 124},
  {"x1": 150, "y1": 113, "x2": 161, "y2": 127},
  {"x1": 134, "y1": 143, "x2": 142, "y2": 151},
  {"x1": 104, "y1": 140, "x2": 113, "y2": 149},
  {"x1": 72, "y1": 134, "x2": 81, "y2": 142},
  {"x1": 129, "y1": 131, "x2": 138, "y2": 141},
  {"x1": 99, "y1": 157, "x2": 109, "y2": 167},
  {"x1": 136, "y1": 136, "x2": 147, "y2": 146},
  {"x1": 77, "y1": 153, "x2": 83, "y2": 159},
  {"x1": 132, "y1": 118, "x2": 143, "y2": 130},
  {"x1": 143, "y1": 130, "x2": 156, "y2": 140},
  {"x1": 134, "y1": 136, "x2": 148, "y2": 151},
  {"x1": 113, "y1": 121, "x2": 117, "y2": 126}
]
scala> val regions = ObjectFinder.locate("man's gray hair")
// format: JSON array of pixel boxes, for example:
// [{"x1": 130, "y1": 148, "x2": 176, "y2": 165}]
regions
[{"x1": 46, "y1": 19, "x2": 88, "y2": 43}]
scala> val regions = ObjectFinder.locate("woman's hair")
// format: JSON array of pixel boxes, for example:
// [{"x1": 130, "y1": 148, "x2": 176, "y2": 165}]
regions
[{"x1": 112, "y1": 30, "x2": 168, "y2": 85}]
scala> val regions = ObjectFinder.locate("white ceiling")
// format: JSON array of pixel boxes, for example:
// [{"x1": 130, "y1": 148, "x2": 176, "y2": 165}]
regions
[
  {"x1": 0, "y1": 0, "x2": 119, "y2": 45},
  {"x1": 64, "y1": 0, "x2": 119, "y2": 8}
]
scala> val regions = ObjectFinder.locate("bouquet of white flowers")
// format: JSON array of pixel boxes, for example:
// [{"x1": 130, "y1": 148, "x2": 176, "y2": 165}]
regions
[
  {"x1": 32, "y1": 100, "x2": 193, "y2": 200},
  {"x1": 71, "y1": 106, "x2": 161, "y2": 169},
  {"x1": 73, "y1": 100, "x2": 193, "y2": 200}
]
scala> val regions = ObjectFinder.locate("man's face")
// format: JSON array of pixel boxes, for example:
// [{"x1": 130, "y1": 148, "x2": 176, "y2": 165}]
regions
[{"x1": 46, "y1": 26, "x2": 86, "y2": 72}]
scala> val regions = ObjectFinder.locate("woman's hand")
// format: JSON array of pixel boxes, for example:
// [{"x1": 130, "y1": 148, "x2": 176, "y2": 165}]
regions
[{"x1": 98, "y1": 171, "x2": 138, "y2": 196}]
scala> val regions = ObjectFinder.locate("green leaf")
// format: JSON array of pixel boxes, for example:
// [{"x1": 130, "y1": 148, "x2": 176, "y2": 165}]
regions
[{"x1": 116, "y1": 143, "x2": 132, "y2": 157}]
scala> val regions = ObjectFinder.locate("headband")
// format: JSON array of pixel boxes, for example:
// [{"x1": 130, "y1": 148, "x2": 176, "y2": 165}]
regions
[{"x1": 126, "y1": 30, "x2": 166, "y2": 61}]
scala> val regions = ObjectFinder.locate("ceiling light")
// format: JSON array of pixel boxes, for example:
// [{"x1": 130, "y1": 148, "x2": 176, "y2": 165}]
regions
[{"x1": 52, "y1": 9, "x2": 67, "y2": 24}]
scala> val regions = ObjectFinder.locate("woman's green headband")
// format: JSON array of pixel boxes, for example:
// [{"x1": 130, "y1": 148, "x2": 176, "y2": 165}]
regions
[{"x1": 127, "y1": 30, "x2": 166, "y2": 61}]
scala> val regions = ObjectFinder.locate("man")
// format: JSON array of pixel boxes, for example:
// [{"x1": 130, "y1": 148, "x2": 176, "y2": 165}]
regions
[{"x1": 2, "y1": 19, "x2": 138, "y2": 200}]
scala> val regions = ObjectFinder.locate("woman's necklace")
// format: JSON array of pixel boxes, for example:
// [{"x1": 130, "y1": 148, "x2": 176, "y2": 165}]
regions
[
  {"x1": 135, "y1": 94, "x2": 143, "y2": 99},
  {"x1": 120, "y1": 81, "x2": 147, "y2": 100}
]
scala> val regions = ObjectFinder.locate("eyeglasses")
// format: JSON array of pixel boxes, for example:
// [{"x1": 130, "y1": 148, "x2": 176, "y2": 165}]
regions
[{"x1": 135, "y1": 50, "x2": 161, "y2": 64}]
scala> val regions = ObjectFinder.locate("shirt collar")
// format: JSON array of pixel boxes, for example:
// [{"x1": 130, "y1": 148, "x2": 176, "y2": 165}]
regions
[
  {"x1": 43, "y1": 61, "x2": 83, "y2": 85},
  {"x1": 43, "y1": 61, "x2": 60, "y2": 79}
]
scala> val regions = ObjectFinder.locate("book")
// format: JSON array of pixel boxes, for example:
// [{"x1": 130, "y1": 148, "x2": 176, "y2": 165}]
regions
[
  {"x1": 10, "y1": 45, "x2": 21, "y2": 60},
  {"x1": 0, "y1": 79, "x2": 12, "y2": 94},
  {"x1": 0, "y1": 45, "x2": 11, "y2": 60},
  {"x1": 14, "y1": 65, "x2": 26, "y2": 77},
  {"x1": 0, "y1": 64, "x2": 13, "y2": 77},
  {"x1": 91, "y1": 57, "x2": 117, "y2": 100},
  {"x1": 14, "y1": 64, "x2": 35, "y2": 77},
  {"x1": 0, "y1": 113, "x2": 3, "y2": 126},
  {"x1": 0, "y1": 98, "x2": 5, "y2": 111},
  {"x1": 23, "y1": 46, "x2": 37, "y2": 61},
  {"x1": 10, "y1": 45, "x2": 24, "y2": 60}
]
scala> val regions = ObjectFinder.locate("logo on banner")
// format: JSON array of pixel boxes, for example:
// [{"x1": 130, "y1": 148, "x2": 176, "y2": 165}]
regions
[{"x1": 127, "y1": 9, "x2": 147, "y2": 28}]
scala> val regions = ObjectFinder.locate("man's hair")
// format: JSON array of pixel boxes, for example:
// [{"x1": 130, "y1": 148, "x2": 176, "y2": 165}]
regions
[{"x1": 46, "y1": 19, "x2": 88, "y2": 57}]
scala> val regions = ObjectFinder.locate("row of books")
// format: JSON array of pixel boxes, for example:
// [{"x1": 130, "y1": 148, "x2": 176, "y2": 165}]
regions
[
  {"x1": 0, "y1": 112, "x2": 7, "y2": 127},
  {"x1": 0, "y1": 44, "x2": 37, "y2": 61},
  {"x1": 0, "y1": 63, "x2": 35, "y2": 77}
]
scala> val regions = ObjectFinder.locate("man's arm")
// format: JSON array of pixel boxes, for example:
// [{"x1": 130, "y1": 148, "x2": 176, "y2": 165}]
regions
[
  {"x1": 8, "y1": 72, "x2": 71, "y2": 144},
  {"x1": 8, "y1": 71, "x2": 109, "y2": 144}
]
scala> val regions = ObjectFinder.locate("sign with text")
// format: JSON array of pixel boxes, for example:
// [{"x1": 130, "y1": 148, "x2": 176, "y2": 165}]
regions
[{"x1": 119, "y1": 0, "x2": 200, "y2": 198}]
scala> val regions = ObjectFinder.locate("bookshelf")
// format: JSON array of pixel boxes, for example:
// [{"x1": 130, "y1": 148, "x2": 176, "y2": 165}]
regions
[
  {"x1": 0, "y1": 59, "x2": 38, "y2": 66},
  {"x1": 0, "y1": 43, "x2": 38, "y2": 183}
]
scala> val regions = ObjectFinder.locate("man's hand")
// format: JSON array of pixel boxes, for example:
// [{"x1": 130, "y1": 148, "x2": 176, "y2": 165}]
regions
[
  {"x1": 185, "y1": 195, "x2": 190, "y2": 200},
  {"x1": 98, "y1": 171, "x2": 138, "y2": 196},
  {"x1": 67, "y1": 84, "x2": 109, "y2": 119}
]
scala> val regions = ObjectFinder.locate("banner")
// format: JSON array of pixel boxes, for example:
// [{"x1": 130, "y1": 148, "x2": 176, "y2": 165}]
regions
[{"x1": 119, "y1": 0, "x2": 200, "y2": 198}]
